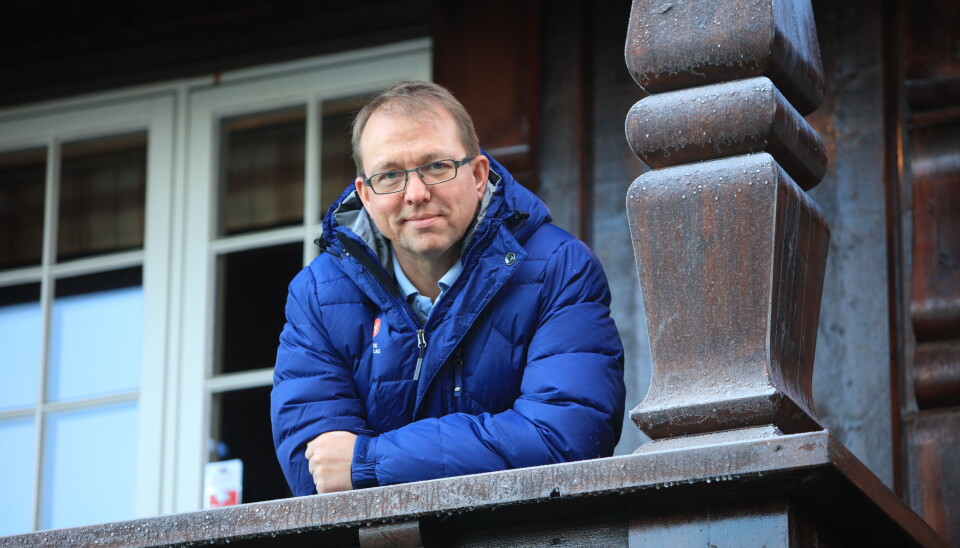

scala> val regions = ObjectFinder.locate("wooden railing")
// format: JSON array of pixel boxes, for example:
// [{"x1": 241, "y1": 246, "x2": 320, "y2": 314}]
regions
[{"x1": 0, "y1": 430, "x2": 944, "y2": 546}]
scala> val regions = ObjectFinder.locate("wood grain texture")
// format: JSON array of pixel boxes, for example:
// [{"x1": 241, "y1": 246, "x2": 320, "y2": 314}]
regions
[
  {"x1": 914, "y1": 339, "x2": 960, "y2": 408},
  {"x1": 627, "y1": 153, "x2": 827, "y2": 438},
  {"x1": 909, "y1": 121, "x2": 960, "y2": 343},
  {"x1": 625, "y1": 0, "x2": 824, "y2": 114},
  {"x1": 904, "y1": 411, "x2": 960, "y2": 547},
  {"x1": 625, "y1": 76, "x2": 827, "y2": 188},
  {"x1": 359, "y1": 521, "x2": 423, "y2": 547},
  {"x1": 432, "y1": 0, "x2": 540, "y2": 193},
  {"x1": 899, "y1": 1, "x2": 960, "y2": 544}
]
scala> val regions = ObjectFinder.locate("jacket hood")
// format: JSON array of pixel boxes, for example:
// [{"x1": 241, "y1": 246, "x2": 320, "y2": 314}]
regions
[{"x1": 317, "y1": 150, "x2": 552, "y2": 266}]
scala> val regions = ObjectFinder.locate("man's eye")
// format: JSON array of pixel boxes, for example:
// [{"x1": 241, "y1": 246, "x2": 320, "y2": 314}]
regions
[{"x1": 382, "y1": 171, "x2": 402, "y2": 180}]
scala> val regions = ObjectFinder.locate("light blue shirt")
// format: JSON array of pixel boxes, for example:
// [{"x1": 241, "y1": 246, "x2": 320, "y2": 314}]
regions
[{"x1": 392, "y1": 249, "x2": 463, "y2": 323}]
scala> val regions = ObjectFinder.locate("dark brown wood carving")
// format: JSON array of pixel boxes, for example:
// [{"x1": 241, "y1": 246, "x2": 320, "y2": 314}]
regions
[
  {"x1": 358, "y1": 521, "x2": 423, "y2": 547},
  {"x1": 901, "y1": 0, "x2": 960, "y2": 543},
  {"x1": 911, "y1": 123, "x2": 960, "y2": 351},
  {"x1": 624, "y1": 0, "x2": 828, "y2": 440}
]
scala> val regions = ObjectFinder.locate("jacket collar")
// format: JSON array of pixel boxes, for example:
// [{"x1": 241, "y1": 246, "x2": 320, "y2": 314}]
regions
[{"x1": 320, "y1": 150, "x2": 548, "y2": 266}]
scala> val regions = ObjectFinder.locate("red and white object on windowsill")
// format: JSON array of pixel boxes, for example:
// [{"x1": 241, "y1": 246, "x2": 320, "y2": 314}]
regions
[{"x1": 204, "y1": 459, "x2": 243, "y2": 508}]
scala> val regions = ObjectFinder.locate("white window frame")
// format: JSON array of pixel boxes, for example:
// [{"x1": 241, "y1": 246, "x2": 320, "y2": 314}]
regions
[
  {"x1": 0, "y1": 92, "x2": 176, "y2": 527},
  {"x1": 0, "y1": 38, "x2": 431, "y2": 526}
]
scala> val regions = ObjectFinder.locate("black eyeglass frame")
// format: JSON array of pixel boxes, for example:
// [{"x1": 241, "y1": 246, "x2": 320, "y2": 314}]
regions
[{"x1": 361, "y1": 156, "x2": 475, "y2": 195}]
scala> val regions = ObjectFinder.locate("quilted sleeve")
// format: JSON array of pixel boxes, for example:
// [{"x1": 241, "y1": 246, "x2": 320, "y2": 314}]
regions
[{"x1": 270, "y1": 266, "x2": 369, "y2": 496}]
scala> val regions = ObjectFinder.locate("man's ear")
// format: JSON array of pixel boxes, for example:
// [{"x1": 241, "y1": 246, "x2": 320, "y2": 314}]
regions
[
  {"x1": 472, "y1": 155, "x2": 490, "y2": 197},
  {"x1": 355, "y1": 177, "x2": 370, "y2": 206}
]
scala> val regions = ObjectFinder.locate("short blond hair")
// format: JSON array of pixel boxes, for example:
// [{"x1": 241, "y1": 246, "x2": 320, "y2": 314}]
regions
[{"x1": 351, "y1": 81, "x2": 480, "y2": 176}]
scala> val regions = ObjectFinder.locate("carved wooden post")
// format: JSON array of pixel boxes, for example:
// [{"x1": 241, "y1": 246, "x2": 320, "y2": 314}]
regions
[
  {"x1": 902, "y1": 2, "x2": 960, "y2": 541},
  {"x1": 624, "y1": 0, "x2": 829, "y2": 442}
]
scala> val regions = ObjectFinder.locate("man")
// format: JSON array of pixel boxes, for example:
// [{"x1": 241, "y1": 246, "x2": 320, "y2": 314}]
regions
[{"x1": 271, "y1": 81, "x2": 625, "y2": 495}]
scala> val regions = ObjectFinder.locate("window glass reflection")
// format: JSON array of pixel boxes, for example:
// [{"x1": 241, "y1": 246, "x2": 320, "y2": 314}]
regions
[
  {"x1": 0, "y1": 283, "x2": 41, "y2": 411},
  {"x1": 0, "y1": 417, "x2": 37, "y2": 535},
  {"x1": 0, "y1": 147, "x2": 46, "y2": 270},
  {"x1": 47, "y1": 268, "x2": 142, "y2": 402},
  {"x1": 58, "y1": 133, "x2": 146, "y2": 262},
  {"x1": 210, "y1": 386, "x2": 290, "y2": 503},
  {"x1": 215, "y1": 243, "x2": 302, "y2": 374},
  {"x1": 41, "y1": 401, "x2": 137, "y2": 530},
  {"x1": 219, "y1": 107, "x2": 305, "y2": 236}
]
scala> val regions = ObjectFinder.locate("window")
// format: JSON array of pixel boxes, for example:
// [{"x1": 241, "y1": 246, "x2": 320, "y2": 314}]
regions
[
  {"x1": 0, "y1": 97, "x2": 174, "y2": 534},
  {"x1": 181, "y1": 47, "x2": 431, "y2": 506},
  {"x1": 0, "y1": 40, "x2": 431, "y2": 532}
]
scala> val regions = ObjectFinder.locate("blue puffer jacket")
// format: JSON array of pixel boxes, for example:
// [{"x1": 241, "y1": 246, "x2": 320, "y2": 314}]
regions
[{"x1": 271, "y1": 153, "x2": 625, "y2": 496}]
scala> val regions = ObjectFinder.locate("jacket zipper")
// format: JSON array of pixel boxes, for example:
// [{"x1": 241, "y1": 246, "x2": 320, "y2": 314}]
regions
[
  {"x1": 390, "y1": 294, "x2": 425, "y2": 382},
  {"x1": 452, "y1": 347, "x2": 464, "y2": 412},
  {"x1": 336, "y1": 209, "x2": 518, "y2": 385},
  {"x1": 336, "y1": 233, "x2": 428, "y2": 382},
  {"x1": 413, "y1": 329, "x2": 427, "y2": 380}
]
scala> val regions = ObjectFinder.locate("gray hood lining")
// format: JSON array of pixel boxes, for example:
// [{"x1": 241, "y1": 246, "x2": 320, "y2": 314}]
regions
[{"x1": 332, "y1": 176, "x2": 499, "y2": 269}]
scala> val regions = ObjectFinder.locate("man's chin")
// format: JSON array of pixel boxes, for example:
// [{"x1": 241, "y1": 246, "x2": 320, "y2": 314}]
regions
[{"x1": 395, "y1": 236, "x2": 459, "y2": 262}]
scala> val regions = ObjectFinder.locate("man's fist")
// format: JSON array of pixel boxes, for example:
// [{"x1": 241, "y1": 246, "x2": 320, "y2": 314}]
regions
[{"x1": 304, "y1": 431, "x2": 357, "y2": 494}]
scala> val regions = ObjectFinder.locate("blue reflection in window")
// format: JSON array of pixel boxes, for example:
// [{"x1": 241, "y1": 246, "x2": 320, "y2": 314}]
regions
[
  {"x1": 47, "y1": 286, "x2": 142, "y2": 402},
  {"x1": 0, "y1": 417, "x2": 37, "y2": 535},
  {"x1": 0, "y1": 301, "x2": 41, "y2": 410},
  {"x1": 41, "y1": 401, "x2": 138, "y2": 530}
]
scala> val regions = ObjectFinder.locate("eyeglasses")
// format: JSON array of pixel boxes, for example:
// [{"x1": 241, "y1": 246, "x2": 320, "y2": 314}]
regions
[{"x1": 362, "y1": 157, "x2": 474, "y2": 195}]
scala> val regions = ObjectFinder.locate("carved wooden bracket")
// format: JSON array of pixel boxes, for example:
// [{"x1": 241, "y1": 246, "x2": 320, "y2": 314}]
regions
[
  {"x1": 625, "y1": 0, "x2": 824, "y2": 115},
  {"x1": 624, "y1": 0, "x2": 829, "y2": 441},
  {"x1": 626, "y1": 77, "x2": 827, "y2": 189},
  {"x1": 910, "y1": 123, "x2": 960, "y2": 410},
  {"x1": 358, "y1": 520, "x2": 424, "y2": 547}
]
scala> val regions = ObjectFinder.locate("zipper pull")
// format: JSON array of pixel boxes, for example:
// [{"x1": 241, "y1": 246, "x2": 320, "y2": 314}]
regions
[
  {"x1": 413, "y1": 329, "x2": 427, "y2": 380},
  {"x1": 453, "y1": 347, "x2": 463, "y2": 399}
]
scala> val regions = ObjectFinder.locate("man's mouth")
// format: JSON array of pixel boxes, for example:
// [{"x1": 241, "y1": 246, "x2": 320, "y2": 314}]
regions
[{"x1": 405, "y1": 214, "x2": 440, "y2": 227}]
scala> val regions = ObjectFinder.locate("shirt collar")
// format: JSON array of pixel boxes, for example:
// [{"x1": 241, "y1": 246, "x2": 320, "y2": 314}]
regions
[{"x1": 391, "y1": 248, "x2": 463, "y2": 302}]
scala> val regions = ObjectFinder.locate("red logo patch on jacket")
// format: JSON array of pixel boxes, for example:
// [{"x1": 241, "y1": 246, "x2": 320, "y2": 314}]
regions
[{"x1": 372, "y1": 317, "x2": 381, "y2": 338}]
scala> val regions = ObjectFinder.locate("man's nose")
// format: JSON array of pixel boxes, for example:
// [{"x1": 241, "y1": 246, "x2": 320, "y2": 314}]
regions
[{"x1": 403, "y1": 171, "x2": 431, "y2": 202}]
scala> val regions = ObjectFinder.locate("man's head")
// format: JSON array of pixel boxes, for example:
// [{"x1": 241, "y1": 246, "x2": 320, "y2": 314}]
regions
[
  {"x1": 351, "y1": 81, "x2": 480, "y2": 176},
  {"x1": 352, "y1": 82, "x2": 490, "y2": 273}
]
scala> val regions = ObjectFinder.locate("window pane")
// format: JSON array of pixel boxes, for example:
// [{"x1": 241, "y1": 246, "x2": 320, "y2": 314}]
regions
[
  {"x1": 320, "y1": 96, "x2": 369, "y2": 216},
  {"x1": 0, "y1": 283, "x2": 42, "y2": 411},
  {"x1": 219, "y1": 107, "x2": 305, "y2": 236},
  {"x1": 0, "y1": 147, "x2": 46, "y2": 270},
  {"x1": 215, "y1": 243, "x2": 302, "y2": 374},
  {"x1": 47, "y1": 268, "x2": 142, "y2": 402},
  {"x1": 0, "y1": 417, "x2": 37, "y2": 535},
  {"x1": 58, "y1": 133, "x2": 147, "y2": 262},
  {"x1": 211, "y1": 386, "x2": 290, "y2": 503},
  {"x1": 41, "y1": 401, "x2": 137, "y2": 530}
]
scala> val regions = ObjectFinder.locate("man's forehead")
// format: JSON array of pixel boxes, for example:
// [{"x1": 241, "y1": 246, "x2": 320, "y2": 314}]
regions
[
  {"x1": 369, "y1": 152, "x2": 456, "y2": 172},
  {"x1": 360, "y1": 109, "x2": 464, "y2": 171}
]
